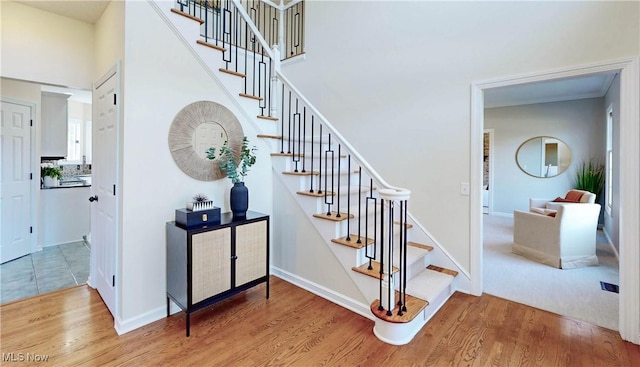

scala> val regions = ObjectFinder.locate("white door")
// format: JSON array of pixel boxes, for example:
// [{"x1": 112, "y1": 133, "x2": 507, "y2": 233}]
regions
[
  {"x1": 1, "y1": 101, "x2": 32, "y2": 264},
  {"x1": 91, "y1": 70, "x2": 119, "y2": 317}
]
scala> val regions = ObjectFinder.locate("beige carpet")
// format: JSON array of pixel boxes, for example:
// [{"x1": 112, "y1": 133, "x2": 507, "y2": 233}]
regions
[{"x1": 483, "y1": 214, "x2": 619, "y2": 331}]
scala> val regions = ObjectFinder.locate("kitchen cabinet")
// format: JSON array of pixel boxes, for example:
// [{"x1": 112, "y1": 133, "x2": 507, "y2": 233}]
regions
[
  {"x1": 166, "y1": 211, "x2": 269, "y2": 336},
  {"x1": 40, "y1": 186, "x2": 91, "y2": 247},
  {"x1": 41, "y1": 92, "x2": 69, "y2": 158}
]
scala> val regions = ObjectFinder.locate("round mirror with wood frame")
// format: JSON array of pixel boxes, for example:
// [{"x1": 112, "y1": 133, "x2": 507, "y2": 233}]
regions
[{"x1": 169, "y1": 101, "x2": 243, "y2": 181}]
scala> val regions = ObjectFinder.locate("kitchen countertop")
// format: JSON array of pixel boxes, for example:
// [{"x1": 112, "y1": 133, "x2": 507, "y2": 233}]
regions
[
  {"x1": 42, "y1": 175, "x2": 91, "y2": 189},
  {"x1": 41, "y1": 183, "x2": 91, "y2": 189}
]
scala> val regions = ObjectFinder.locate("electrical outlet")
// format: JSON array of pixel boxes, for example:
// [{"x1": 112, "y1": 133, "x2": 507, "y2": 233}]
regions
[{"x1": 461, "y1": 182, "x2": 470, "y2": 196}]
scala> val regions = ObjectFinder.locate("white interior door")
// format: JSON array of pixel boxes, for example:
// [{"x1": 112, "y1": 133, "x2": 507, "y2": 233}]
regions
[
  {"x1": 91, "y1": 70, "x2": 119, "y2": 317},
  {"x1": 1, "y1": 101, "x2": 32, "y2": 264}
]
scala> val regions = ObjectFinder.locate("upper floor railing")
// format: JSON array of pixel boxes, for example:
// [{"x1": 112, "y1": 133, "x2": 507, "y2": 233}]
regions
[{"x1": 176, "y1": 0, "x2": 304, "y2": 60}]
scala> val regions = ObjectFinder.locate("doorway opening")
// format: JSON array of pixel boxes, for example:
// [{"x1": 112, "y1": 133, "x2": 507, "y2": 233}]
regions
[{"x1": 470, "y1": 57, "x2": 640, "y2": 343}]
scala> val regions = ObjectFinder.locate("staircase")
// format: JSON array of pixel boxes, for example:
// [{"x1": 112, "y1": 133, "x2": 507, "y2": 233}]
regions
[{"x1": 156, "y1": 0, "x2": 467, "y2": 345}]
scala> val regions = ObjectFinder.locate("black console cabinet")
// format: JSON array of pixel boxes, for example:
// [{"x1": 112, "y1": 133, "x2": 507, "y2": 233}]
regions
[{"x1": 166, "y1": 211, "x2": 269, "y2": 336}]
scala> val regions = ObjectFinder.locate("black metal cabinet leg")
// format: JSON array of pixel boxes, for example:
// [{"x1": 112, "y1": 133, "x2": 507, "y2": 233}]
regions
[
  {"x1": 186, "y1": 312, "x2": 190, "y2": 337},
  {"x1": 166, "y1": 297, "x2": 170, "y2": 317}
]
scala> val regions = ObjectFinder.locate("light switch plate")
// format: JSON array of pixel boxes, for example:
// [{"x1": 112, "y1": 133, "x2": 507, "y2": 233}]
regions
[{"x1": 461, "y1": 182, "x2": 470, "y2": 196}]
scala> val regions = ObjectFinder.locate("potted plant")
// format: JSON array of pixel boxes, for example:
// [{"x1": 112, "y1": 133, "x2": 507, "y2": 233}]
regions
[
  {"x1": 206, "y1": 136, "x2": 257, "y2": 218},
  {"x1": 41, "y1": 163, "x2": 63, "y2": 187},
  {"x1": 575, "y1": 159, "x2": 605, "y2": 201}
]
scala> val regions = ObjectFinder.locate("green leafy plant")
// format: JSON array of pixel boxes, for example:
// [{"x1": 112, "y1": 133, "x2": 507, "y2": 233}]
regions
[
  {"x1": 575, "y1": 159, "x2": 605, "y2": 200},
  {"x1": 206, "y1": 136, "x2": 257, "y2": 184},
  {"x1": 41, "y1": 163, "x2": 63, "y2": 180}
]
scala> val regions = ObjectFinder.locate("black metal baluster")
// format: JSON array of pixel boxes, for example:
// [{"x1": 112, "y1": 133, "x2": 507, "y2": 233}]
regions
[
  {"x1": 317, "y1": 125, "x2": 323, "y2": 195},
  {"x1": 402, "y1": 200, "x2": 408, "y2": 312},
  {"x1": 397, "y1": 199, "x2": 404, "y2": 316},
  {"x1": 309, "y1": 117, "x2": 314, "y2": 192},
  {"x1": 324, "y1": 134, "x2": 334, "y2": 215},
  {"x1": 287, "y1": 91, "x2": 292, "y2": 154},
  {"x1": 387, "y1": 199, "x2": 393, "y2": 316},
  {"x1": 378, "y1": 198, "x2": 385, "y2": 311},
  {"x1": 346, "y1": 155, "x2": 351, "y2": 241},
  {"x1": 292, "y1": 99, "x2": 300, "y2": 172},
  {"x1": 335, "y1": 145, "x2": 341, "y2": 218},
  {"x1": 280, "y1": 86, "x2": 285, "y2": 153},
  {"x1": 357, "y1": 168, "x2": 362, "y2": 244},
  {"x1": 301, "y1": 107, "x2": 306, "y2": 173}
]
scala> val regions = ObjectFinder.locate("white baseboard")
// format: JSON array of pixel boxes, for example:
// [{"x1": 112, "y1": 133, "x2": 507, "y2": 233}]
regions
[
  {"x1": 114, "y1": 306, "x2": 167, "y2": 335},
  {"x1": 602, "y1": 227, "x2": 620, "y2": 261},
  {"x1": 271, "y1": 266, "x2": 374, "y2": 321},
  {"x1": 488, "y1": 211, "x2": 513, "y2": 218}
]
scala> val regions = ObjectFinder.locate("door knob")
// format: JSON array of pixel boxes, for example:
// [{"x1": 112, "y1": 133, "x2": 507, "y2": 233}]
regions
[{"x1": 89, "y1": 195, "x2": 98, "y2": 202}]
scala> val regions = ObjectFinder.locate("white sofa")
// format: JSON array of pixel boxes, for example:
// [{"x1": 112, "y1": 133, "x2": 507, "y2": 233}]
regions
[
  {"x1": 513, "y1": 203, "x2": 601, "y2": 269},
  {"x1": 530, "y1": 189, "x2": 596, "y2": 215}
]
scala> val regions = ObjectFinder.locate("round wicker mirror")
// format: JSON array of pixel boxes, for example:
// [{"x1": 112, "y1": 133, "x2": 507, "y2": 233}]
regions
[{"x1": 168, "y1": 101, "x2": 243, "y2": 181}]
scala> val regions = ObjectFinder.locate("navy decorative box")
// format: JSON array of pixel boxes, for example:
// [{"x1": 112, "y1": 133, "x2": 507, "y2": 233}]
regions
[{"x1": 175, "y1": 207, "x2": 221, "y2": 228}]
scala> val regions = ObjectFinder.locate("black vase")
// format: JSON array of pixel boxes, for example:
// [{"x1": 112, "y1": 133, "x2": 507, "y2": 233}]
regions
[{"x1": 230, "y1": 182, "x2": 249, "y2": 218}]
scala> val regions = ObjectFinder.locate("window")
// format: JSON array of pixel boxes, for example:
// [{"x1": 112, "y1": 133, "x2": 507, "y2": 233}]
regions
[{"x1": 63, "y1": 100, "x2": 92, "y2": 165}]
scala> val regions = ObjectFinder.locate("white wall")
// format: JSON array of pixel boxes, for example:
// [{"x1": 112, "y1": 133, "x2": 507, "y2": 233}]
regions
[
  {"x1": 94, "y1": 0, "x2": 125, "y2": 81},
  {"x1": 0, "y1": 1, "x2": 95, "y2": 90},
  {"x1": 485, "y1": 98, "x2": 605, "y2": 215},
  {"x1": 119, "y1": 0, "x2": 272, "y2": 323},
  {"x1": 282, "y1": 1, "x2": 639, "y2": 272},
  {"x1": 604, "y1": 74, "x2": 621, "y2": 252},
  {"x1": 271, "y1": 177, "x2": 366, "y2": 304}
]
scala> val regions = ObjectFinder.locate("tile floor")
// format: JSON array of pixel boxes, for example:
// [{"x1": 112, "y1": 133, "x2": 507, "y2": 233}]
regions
[{"x1": 0, "y1": 241, "x2": 90, "y2": 305}]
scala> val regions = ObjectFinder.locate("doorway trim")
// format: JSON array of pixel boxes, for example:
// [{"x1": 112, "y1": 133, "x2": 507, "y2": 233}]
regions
[
  {"x1": 470, "y1": 57, "x2": 640, "y2": 344},
  {"x1": 0, "y1": 97, "x2": 39, "y2": 256}
]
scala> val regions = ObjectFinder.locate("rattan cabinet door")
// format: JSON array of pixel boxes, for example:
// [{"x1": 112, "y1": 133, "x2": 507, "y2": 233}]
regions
[
  {"x1": 192, "y1": 228, "x2": 231, "y2": 304},
  {"x1": 235, "y1": 220, "x2": 267, "y2": 286}
]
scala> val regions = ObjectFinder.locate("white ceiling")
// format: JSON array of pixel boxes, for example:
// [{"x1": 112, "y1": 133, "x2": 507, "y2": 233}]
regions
[
  {"x1": 13, "y1": 0, "x2": 110, "y2": 24},
  {"x1": 484, "y1": 72, "x2": 617, "y2": 108}
]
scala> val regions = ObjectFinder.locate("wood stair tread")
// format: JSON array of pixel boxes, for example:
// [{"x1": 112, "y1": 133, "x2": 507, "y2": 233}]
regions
[
  {"x1": 270, "y1": 152, "x2": 347, "y2": 158},
  {"x1": 257, "y1": 134, "x2": 281, "y2": 140},
  {"x1": 239, "y1": 93, "x2": 263, "y2": 101},
  {"x1": 196, "y1": 40, "x2": 226, "y2": 52},
  {"x1": 408, "y1": 242, "x2": 434, "y2": 251},
  {"x1": 170, "y1": 8, "x2": 204, "y2": 23},
  {"x1": 312, "y1": 211, "x2": 354, "y2": 222},
  {"x1": 426, "y1": 264, "x2": 458, "y2": 277},
  {"x1": 258, "y1": 115, "x2": 279, "y2": 121},
  {"x1": 283, "y1": 170, "x2": 319, "y2": 176},
  {"x1": 370, "y1": 292, "x2": 429, "y2": 324},
  {"x1": 394, "y1": 221, "x2": 413, "y2": 229},
  {"x1": 331, "y1": 235, "x2": 374, "y2": 249},
  {"x1": 296, "y1": 190, "x2": 335, "y2": 197},
  {"x1": 352, "y1": 261, "x2": 398, "y2": 279},
  {"x1": 219, "y1": 68, "x2": 244, "y2": 77}
]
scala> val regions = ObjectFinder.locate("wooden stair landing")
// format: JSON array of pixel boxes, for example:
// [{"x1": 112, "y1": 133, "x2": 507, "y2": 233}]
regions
[{"x1": 370, "y1": 292, "x2": 429, "y2": 323}]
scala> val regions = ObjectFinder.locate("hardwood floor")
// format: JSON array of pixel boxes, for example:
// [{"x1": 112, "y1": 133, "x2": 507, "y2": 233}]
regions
[{"x1": 1, "y1": 276, "x2": 638, "y2": 366}]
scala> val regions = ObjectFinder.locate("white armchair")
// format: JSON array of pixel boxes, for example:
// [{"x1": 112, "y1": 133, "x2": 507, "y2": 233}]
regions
[
  {"x1": 530, "y1": 189, "x2": 596, "y2": 215},
  {"x1": 513, "y1": 203, "x2": 601, "y2": 269}
]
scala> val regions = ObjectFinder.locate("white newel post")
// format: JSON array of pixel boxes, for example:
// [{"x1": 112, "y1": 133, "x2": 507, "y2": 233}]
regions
[
  {"x1": 278, "y1": 0, "x2": 285, "y2": 58},
  {"x1": 271, "y1": 45, "x2": 281, "y2": 121}
]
